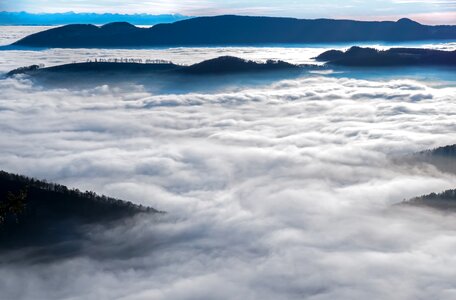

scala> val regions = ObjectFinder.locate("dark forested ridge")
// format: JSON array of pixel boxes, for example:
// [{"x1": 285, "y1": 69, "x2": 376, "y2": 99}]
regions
[
  {"x1": 399, "y1": 144, "x2": 456, "y2": 211},
  {"x1": 181, "y1": 56, "x2": 300, "y2": 74},
  {"x1": 6, "y1": 56, "x2": 302, "y2": 78},
  {"x1": 0, "y1": 170, "x2": 158, "y2": 252},
  {"x1": 419, "y1": 144, "x2": 456, "y2": 157},
  {"x1": 402, "y1": 189, "x2": 456, "y2": 212},
  {"x1": 11, "y1": 15, "x2": 456, "y2": 48},
  {"x1": 316, "y1": 46, "x2": 456, "y2": 66},
  {"x1": 412, "y1": 144, "x2": 456, "y2": 174},
  {"x1": 6, "y1": 61, "x2": 182, "y2": 76}
]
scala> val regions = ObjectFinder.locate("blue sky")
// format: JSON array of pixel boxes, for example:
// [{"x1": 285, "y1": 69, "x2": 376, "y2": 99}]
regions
[{"x1": 1, "y1": 0, "x2": 455, "y2": 24}]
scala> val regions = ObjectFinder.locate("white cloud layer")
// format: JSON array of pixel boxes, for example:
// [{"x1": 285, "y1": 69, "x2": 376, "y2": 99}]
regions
[{"x1": 1, "y1": 71, "x2": 456, "y2": 299}]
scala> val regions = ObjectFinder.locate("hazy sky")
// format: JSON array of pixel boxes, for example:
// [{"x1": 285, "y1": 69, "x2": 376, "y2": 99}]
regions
[{"x1": 1, "y1": 0, "x2": 456, "y2": 24}]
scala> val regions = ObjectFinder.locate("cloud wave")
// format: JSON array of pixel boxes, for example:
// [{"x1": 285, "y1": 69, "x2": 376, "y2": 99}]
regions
[{"x1": 1, "y1": 74, "x2": 456, "y2": 299}]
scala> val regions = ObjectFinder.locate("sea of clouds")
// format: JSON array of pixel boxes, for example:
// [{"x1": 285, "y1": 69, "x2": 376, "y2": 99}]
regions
[
  {"x1": 1, "y1": 25, "x2": 456, "y2": 299},
  {"x1": 1, "y1": 69, "x2": 456, "y2": 299}
]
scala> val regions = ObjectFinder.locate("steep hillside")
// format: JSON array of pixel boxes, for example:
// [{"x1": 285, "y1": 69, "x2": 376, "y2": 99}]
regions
[{"x1": 0, "y1": 170, "x2": 158, "y2": 254}]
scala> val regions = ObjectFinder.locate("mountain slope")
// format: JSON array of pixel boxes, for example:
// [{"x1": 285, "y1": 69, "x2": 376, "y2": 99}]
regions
[
  {"x1": 402, "y1": 189, "x2": 456, "y2": 212},
  {"x1": 12, "y1": 15, "x2": 456, "y2": 48},
  {"x1": 0, "y1": 170, "x2": 158, "y2": 254},
  {"x1": 412, "y1": 144, "x2": 456, "y2": 174},
  {"x1": 181, "y1": 56, "x2": 300, "y2": 74}
]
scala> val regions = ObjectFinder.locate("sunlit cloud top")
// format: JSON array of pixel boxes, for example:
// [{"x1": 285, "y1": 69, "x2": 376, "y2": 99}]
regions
[{"x1": 1, "y1": 0, "x2": 455, "y2": 24}]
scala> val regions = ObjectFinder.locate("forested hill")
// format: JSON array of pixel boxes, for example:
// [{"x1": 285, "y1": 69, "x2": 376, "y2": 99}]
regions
[
  {"x1": 399, "y1": 144, "x2": 456, "y2": 211},
  {"x1": 419, "y1": 144, "x2": 456, "y2": 158},
  {"x1": 403, "y1": 189, "x2": 456, "y2": 212},
  {"x1": 315, "y1": 47, "x2": 456, "y2": 66},
  {"x1": 412, "y1": 144, "x2": 456, "y2": 174},
  {"x1": 6, "y1": 56, "x2": 301, "y2": 77},
  {"x1": 0, "y1": 170, "x2": 158, "y2": 251},
  {"x1": 12, "y1": 15, "x2": 456, "y2": 48}
]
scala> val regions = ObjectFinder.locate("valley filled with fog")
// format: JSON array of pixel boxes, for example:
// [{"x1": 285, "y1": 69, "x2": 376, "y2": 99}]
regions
[{"x1": 1, "y1": 26, "x2": 456, "y2": 300}]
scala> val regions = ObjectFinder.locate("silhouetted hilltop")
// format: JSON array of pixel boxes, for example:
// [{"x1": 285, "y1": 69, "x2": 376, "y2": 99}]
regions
[
  {"x1": 100, "y1": 21, "x2": 138, "y2": 31},
  {"x1": 7, "y1": 56, "x2": 302, "y2": 77},
  {"x1": 421, "y1": 144, "x2": 456, "y2": 157},
  {"x1": 12, "y1": 15, "x2": 456, "y2": 48},
  {"x1": 0, "y1": 170, "x2": 158, "y2": 252},
  {"x1": 402, "y1": 189, "x2": 456, "y2": 212},
  {"x1": 14, "y1": 61, "x2": 182, "y2": 75},
  {"x1": 316, "y1": 46, "x2": 456, "y2": 66},
  {"x1": 7, "y1": 64, "x2": 41, "y2": 76},
  {"x1": 180, "y1": 56, "x2": 300, "y2": 74}
]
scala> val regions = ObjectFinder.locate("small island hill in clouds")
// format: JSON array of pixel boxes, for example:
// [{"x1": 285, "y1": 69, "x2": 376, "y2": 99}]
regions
[{"x1": 6, "y1": 49, "x2": 456, "y2": 83}]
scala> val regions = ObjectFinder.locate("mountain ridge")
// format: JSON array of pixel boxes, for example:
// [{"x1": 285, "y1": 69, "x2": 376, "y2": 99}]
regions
[
  {"x1": 315, "y1": 46, "x2": 456, "y2": 66},
  {"x1": 6, "y1": 56, "x2": 303, "y2": 77},
  {"x1": 402, "y1": 189, "x2": 456, "y2": 212},
  {"x1": 0, "y1": 170, "x2": 159, "y2": 255},
  {"x1": 12, "y1": 15, "x2": 456, "y2": 48}
]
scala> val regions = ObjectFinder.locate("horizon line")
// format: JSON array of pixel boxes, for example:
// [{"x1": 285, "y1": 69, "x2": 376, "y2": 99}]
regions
[{"x1": 1, "y1": 11, "x2": 455, "y2": 26}]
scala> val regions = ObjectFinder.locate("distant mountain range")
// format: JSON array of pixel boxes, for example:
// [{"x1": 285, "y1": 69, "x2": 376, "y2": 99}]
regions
[
  {"x1": 316, "y1": 46, "x2": 456, "y2": 66},
  {"x1": 0, "y1": 11, "x2": 189, "y2": 25},
  {"x1": 11, "y1": 15, "x2": 456, "y2": 48}
]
